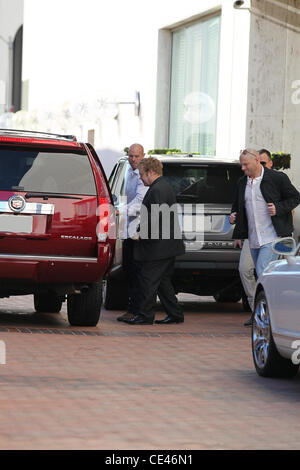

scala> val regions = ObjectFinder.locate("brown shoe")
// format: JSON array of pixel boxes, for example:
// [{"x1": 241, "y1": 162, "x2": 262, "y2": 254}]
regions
[{"x1": 117, "y1": 312, "x2": 136, "y2": 322}]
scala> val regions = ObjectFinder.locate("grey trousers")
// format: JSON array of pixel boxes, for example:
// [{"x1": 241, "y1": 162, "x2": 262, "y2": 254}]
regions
[{"x1": 239, "y1": 239, "x2": 256, "y2": 312}]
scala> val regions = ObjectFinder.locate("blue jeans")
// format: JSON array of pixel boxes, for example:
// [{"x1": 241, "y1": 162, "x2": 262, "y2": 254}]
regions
[{"x1": 250, "y1": 242, "x2": 278, "y2": 278}]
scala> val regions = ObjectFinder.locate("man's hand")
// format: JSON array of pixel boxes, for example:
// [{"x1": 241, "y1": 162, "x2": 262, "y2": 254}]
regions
[
  {"x1": 233, "y1": 239, "x2": 243, "y2": 249},
  {"x1": 115, "y1": 209, "x2": 120, "y2": 216},
  {"x1": 229, "y1": 212, "x2": 237, "y2": 224},
  {"x1": 267, "y1": 203, "x2": 276, "y2": 216},
  {"x1": 132, "y1": 232, "x2": 140, "y2": 241}
]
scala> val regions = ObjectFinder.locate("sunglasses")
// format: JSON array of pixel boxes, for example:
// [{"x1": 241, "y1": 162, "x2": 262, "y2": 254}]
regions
[{"x1": 239, "y1": 149, "x2": 258, "y2": 158}]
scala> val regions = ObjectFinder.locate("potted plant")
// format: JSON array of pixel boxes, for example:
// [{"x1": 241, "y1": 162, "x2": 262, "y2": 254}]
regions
[{"x1": 271, "y1": 152, "x2": 291, "y2": 170}]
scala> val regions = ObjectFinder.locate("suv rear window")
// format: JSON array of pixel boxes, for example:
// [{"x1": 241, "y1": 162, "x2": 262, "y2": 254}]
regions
[
  {"x1": 0, "y1": 148, "x2": 96, "y2": 195},
  {"x1": 163, "y1": 163, "x2": 243, "y2": 204}
]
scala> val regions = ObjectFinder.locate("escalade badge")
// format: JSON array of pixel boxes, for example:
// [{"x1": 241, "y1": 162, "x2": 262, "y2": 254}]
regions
[{"x1": 8, "y1": 195, "x2": 26, "y2": 213}]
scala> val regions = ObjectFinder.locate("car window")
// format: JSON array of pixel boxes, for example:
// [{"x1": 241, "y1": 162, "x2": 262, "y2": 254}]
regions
[
  {"x1": 162, "y1": 163, "x2": 243, "y2": 204},
  {"x1": 0, "y1": 148, "x2": 97, "y2": 195},
  {"x1": 108, "y1": 164, "x2": 118, "y2": 187},
  {"x1": 115, "y1": 162, "x2": 128, "y2": 198}
]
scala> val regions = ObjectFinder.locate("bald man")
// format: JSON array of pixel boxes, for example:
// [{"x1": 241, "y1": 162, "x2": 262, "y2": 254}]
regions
[
  {"x1": 232, "y1": 149, "x2": 300, "y2": 306},
  {"x1": 117, "y1": 143, "x2": 148, "y2": 322},
  {"x1": 230, "y1": 148, "x2": 273, "y2": 324}
]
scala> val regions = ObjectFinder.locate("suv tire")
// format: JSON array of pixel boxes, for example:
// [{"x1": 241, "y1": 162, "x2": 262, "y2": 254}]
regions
[
  {"x1": 213, "y1": 291, "x2": 241, "y2": 303},
  {"x1": 103, "y1": 278, "x2": 128, "y2": 310},
  {"x1": 67, "y1": 281, "x2": 102, "y2": 326},
  {"x1": 34, "y1": 293, "x2": 63, "y2": 313}
]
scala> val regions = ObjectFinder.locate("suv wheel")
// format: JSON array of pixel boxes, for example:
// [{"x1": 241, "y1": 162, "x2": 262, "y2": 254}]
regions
[
  {"x1": 103, "y1": 278, "x2": 128, "y2": 310},
  {"x1": 213, "y1": 291, "x2": 241, "y2": 303},
  {"x1": 67, "y1": 281, "x2": 102, "y2": 326},
  {"x1": 34, "y1": 293, "x2": 63, "y2": 313},
  {"x1": 252, "y1": 290, "x2": 299, "y2": 378}
]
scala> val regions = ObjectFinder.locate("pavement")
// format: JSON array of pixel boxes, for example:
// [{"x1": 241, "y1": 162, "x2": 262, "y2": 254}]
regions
[{"x1": 0, "y1": 294, "x2": 299, "y2": 450}]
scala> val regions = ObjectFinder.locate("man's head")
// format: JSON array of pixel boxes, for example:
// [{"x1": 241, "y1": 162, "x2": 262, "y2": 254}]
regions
[
  {"x1": 138, "y1": 157, "x2": 163, "y2": 186},
  {"x1": 259, "y1": 148, "x2": 273, "y2": 169},
  {"x1": 128, "y1": 143, "x2": 145, "y2": 170},
  {"x1": 239, "y1": 148, "x2": 262, "y2": 178}
]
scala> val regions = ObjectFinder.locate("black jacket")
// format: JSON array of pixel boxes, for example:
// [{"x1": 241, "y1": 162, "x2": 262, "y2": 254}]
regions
[
  {"x1": 134, "y1": 176, "x2": 185, "y2": 261},
  {"x1": 232, "y1": 167, "x2": 300, "y2": 240}
]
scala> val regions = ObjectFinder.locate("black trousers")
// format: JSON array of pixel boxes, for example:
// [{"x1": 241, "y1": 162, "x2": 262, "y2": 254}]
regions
[
  {"x1": 122, "y1": 238, "x2": 141, "y2": 314},
  {"x1": 136, "y1": 257, "x2": 184, "y2": 322}
]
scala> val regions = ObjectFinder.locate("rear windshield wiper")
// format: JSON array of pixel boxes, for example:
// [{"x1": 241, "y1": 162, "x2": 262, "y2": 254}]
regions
[
  {"x1": 176, "y1": 194, "x2": 199, "y2": 200},
  {"x1": 25, "y1": 192, "x2": 82, "y2": 200}
]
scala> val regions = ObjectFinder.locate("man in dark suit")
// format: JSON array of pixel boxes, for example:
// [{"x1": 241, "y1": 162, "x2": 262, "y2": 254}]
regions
[{"x1": 123, "y1": 157, "x2": 185, "y2": 325}]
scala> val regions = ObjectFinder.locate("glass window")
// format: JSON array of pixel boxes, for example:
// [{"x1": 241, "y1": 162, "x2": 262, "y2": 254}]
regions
[
  {"x1": 0, "y1": 149, "x2": 96, "y2": 195},
  {"x1": 169, "y1": 15, "x2": 221, "y2": 155},
  {"x1": 163, "y1": 163, "x2": 243, "y2": 204}
]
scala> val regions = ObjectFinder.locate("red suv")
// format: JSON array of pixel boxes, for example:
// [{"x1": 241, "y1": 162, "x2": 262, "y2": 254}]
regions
[{"x1": 0, "y1": 129, "x2": 115, "y2": 326}]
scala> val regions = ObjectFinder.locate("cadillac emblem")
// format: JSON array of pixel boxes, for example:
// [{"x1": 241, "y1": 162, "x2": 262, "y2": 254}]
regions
[{"x1": 8, "y1": 195, "x2": 26, "y2": 213}]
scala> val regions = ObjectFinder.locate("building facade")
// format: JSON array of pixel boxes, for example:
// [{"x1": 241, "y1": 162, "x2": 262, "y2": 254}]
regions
[
  {"x1": 0, "y1": 0, "x2": 300, "y2": 231},
  {"x1": 19, "y1": 0, "x2": 252, "y2": 174},
  {"x1": 0, "y1": 0, "x2": 24, "y2": 114}
]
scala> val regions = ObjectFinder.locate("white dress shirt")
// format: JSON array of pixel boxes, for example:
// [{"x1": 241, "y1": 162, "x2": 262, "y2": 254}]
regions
[
  {"x1": 244, "y1": 166, "x2": 277, "y2": 249},
  {"x1": 119, "y1": 164, "x2": 148, "y2": 238}
]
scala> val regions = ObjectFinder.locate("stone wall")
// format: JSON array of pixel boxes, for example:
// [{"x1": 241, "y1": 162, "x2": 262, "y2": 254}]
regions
[{"x1": 247, "y1": 0, "x2": 300, "y2": 238}]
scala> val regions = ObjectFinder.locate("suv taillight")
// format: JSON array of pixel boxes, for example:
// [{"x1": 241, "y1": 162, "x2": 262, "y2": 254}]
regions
[
  {"x1": 98, "y1": 197, "x2": 110, "y2": 242},
  {"x1": 97, "y1": 172, "x2": 116, "y2": 242},
  {"x1": 0, "y1": 136, "x2": 80, "y2": 147}
]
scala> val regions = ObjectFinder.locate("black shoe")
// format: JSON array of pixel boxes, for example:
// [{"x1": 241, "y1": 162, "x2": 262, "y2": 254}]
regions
[
  {"x1": 123, "y1": 314, "x2": 153, "y2": 325},
  {"x1": 155, "y1": 315, "x2": 184, "y2": 324},
  {"x1": 244, "y1": 316, "x2": 253, "y2": 327},
  {"x1": 117, "y1": 312, "x2": 136, "y2": 322}
]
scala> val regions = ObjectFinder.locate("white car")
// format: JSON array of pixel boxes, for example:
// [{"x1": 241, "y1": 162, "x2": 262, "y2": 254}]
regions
[{"x1": 252, "y1": 237, "x2": 300, "y2": 378}]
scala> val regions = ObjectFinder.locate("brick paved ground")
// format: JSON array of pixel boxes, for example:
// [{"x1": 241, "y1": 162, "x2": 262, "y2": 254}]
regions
[{"x1": 0, "y1": 294, "x2": 299, "y2": 450}]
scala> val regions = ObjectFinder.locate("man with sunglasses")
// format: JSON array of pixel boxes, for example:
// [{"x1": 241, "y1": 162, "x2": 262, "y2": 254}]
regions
[
  {"x1": 230, "y1": 148, "x2": 300, "y2": 325},
  {"x1": 259, "y1": 149, "x2": 273, "y2": 169}
]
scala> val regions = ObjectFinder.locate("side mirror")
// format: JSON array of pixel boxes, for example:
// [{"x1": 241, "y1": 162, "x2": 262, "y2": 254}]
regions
[{"x1": 272, "y1": 237, "x2": 296, "y2": 255}]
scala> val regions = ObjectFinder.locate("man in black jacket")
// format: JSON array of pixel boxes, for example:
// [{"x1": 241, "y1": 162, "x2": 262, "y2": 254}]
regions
[
  {"x1": 232, "y1": 148, "x2": 300, "y2": 280},
  {"x1": 123, "y1": 157, "x2": 185, "y2": 325},
  {"x1": 230, "y1": 148, "x2": 274, "y2": 326}
]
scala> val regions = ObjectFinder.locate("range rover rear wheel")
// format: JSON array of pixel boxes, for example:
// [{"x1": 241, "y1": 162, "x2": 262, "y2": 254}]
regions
[
  {"x1": 67, "y1": 281, "x2": 102, "y2": 327},
  {"x1": 103, "y1": 278, "x2": 128, "y2": 310},
  {"x1": 213, "y1": 291, "x2": 241, "y2": 303},
  {"x1": 252, "y1": 290, "x2": 299, "y2": 378},
  {"x1": 34, "y1": 293, "x2": 63, "y2": 313}
]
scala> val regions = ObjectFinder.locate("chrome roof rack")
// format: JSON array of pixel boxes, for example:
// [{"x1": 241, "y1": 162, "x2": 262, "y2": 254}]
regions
[{"x1": 0, "y1": 128, "x2": 77, "y2": 142}]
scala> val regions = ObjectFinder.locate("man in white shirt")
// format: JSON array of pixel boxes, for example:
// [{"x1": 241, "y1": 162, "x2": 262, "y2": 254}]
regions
[
  {"x1": 231, "y1": 148, "x2": 300, "y2": 324},
  {"x1": 242, "y1": 159, "x2": 278, "y2": 273},
  {"x1": 229, "y1": 149, "x2": 273, "y2": 324},
  {"x1": 117, "y1": 143, "x2": 148, "y2": 322}
]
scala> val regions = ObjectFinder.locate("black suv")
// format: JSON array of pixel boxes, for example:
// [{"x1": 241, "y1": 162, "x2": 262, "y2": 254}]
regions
[{"x1": 104, "y1": 154, "x2": 248, "y2": 310}]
